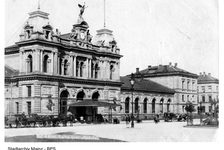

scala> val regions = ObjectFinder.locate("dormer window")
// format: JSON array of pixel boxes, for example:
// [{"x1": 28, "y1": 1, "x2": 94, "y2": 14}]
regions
[{"x1": 43, "y1": 24, "x2": 53, "y2": 40}]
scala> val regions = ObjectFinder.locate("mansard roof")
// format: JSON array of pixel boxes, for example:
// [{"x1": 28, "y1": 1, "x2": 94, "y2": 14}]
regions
[
  {"x1": 120, "y1": 76, "x2": 175, "y2": 94},
  {"x1": 198, "y1": 73, "x2": 219, "y2": 84},
  {"x1": 5, "y1": 65, "x2": 19, "y2": 78},
  {"x1": 135, "y1": 64, "x2": 198, "y2": 78}
]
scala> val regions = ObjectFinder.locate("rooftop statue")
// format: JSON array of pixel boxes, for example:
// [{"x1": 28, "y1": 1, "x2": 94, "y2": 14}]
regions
[{"x1": 77, "y1": 3, "x2": 88, "y2": 24}]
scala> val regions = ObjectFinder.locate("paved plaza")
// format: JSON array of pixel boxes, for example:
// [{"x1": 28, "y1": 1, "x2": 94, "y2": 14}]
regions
[{"x1": 5, "y1": 120, "x2": 218, "y2": 142}]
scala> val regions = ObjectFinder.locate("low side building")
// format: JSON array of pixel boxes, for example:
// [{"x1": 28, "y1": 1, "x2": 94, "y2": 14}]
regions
[
  {"x1": 120, "y1": 76, "x2": 175, "y2": 119},
  {"x1": 133, "y1": 63, "x2": 198, "y2": 114},
  {"x1": 197, "y1": 72, "x2": 219, "y2": 113}
]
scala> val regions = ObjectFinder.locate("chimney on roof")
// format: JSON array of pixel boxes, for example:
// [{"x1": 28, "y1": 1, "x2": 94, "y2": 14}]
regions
[
  {"x1": 199, "y1": 72, "x2": 202, "y2": 76},
  {"x1": 136, "y1": 68, "x2": 139, "y2": 73},
  {"x1": 203, "y1": 72, "x2": 206, "y2": 76},
  {"x1": 148, "y1": 65, "x2": 151, "y2": 70},
  {"x1": 174, "y1": 63, "x2": 178, "y2": 67},
  {"x1": 159, "y1": 64, "x2": 162, "y2": 67},
  {"x1": 169, "y1": 62, "x2": 172, "y2": 66},
  {"x1": 208, "y1": 73, "x2": 211, "y2": 76}
]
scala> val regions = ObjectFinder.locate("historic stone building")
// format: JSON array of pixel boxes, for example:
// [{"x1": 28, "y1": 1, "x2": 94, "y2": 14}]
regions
[
  {"x1": 132, "y1": 63, "x2": 199, "y2": 114},
  {"x1": 5, "y1": 6, "x2": 122, "y2": 122},
  {"x1": 120, "y1": 76, "x2": 175, "y2": 119},
  {"x1": 197, "y1": 72, "x2": 219, "y2": 113}
]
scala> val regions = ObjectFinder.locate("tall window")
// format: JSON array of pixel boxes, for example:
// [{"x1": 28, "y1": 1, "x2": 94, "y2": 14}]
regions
[
  {"x1": 16, "y1": 102, "x2": 19, "y2": 114},
  {"x1": 27, "y1": 86, "x2": 31, "y2": 97},
  {"x1": 187, "y1": 95, "x2": 189, "y2": 101},
  {"x1": 27, "y1": 102, "x2": 31, "y2": 115},
  {"x1": 27, "y1": 55, "x2": 33, "y2": 73},
  {"x1": 134, "y1": 98, "x2": 139, "y2": 113},
  {"x1": 152, "y1": 98, "x2": 156, "y2": 113},
  {"x1": 160, "y1": 99, "x2": 164, "y2": 113},
  {"x1": 202, "y1": 86, "x2": 205, "y2": 93},
  {"x1": 143, "y1": 98, "x2": 147, "y2": 113},
  {"x1": 110, "y1": 65, "x2": 114, "y2": 80},
  {"x1": 95, "y1": 64, "x2": 98, "y2": 79},
  {"x1": 167, "y1": 99, "x2": 171, "y2": 112},
  {"x1": 182, "y1": 95, "x2": 185, "y2": 102},
  {"x1": 43, "y1": 55, "x2": 49, "y2": 73},
  {"x1": 202, "y1": 95, "x2": 205, "y2": 102},
  {"x1": 187, "y1": 81, "x2": 190, "y2": 90},
  {"x1": 209, "y1": 95, "x2": 212, "y2": 102},
  {"x1": 59, "y1": 58, "x2": 62, "y2": 75},
  {"x1": 64, "y1": 59, "x2": 68, "y2": 75},
  {"x1": 125, "y1": 97, "x2": 130, "y2": 113},
  {"x1": 182, "y1": 80, "x2": 185, "y2": 90},
  {"x1": 80, "y1": 62, "x2": 84, "y2": 77}
]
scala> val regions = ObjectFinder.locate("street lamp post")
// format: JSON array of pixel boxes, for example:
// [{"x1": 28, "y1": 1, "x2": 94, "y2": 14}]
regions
[
  {"x1": 199, "y1": 101, "x2": 202, "y2": 125},
  {"x1": 130, "y1": 73, "x2": 135, "y2": 128}
]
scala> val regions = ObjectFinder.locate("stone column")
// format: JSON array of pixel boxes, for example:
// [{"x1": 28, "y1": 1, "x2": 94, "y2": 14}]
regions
[
  {"x1": 19, "y1": 51, "x2": 23, "y2": 73},
  {"x1": 89, "y1": 59, "x2": 92, "y2": 78},
  {"x1": 85, "y1": 58, "x2": 88, "y2": 78},
  {"x1": 40, "y1": 50, "x2": 43, "y2": 72},
  {"x1": 73, "y1": 55, "x2": 77, "y2": 77},
  {"x1": 54, "y1": 52, "x2": 58, "y2": 75}
]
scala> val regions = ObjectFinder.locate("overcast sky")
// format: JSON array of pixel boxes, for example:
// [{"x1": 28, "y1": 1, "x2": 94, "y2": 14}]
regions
[{"x1": 5, "y1": 0, "x2": 219, "y2": 78}]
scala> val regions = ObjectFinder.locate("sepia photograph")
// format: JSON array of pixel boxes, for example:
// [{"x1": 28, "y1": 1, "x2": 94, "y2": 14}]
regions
[{"x1": 3, "y1": 0, "x2": 222, "y2": 147}]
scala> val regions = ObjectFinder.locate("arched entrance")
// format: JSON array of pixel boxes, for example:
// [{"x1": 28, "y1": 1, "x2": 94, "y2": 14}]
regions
[
  {"x1": 60, "y1": 90, "x2": 69, "y2": 115},
  {"x1": 152, "y1": 98, "x2": 156, "y2": 113},
  {"x1": 75, "y1": 90, "x2": 86, "y2": 121}
]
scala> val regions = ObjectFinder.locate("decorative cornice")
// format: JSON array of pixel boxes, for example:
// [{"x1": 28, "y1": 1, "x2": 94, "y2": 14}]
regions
[{"x1": 5, "y1": 74, "x2": 122, "y2": 87}]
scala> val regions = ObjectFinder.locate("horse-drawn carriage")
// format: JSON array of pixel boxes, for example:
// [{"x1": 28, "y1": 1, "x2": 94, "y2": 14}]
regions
[
  {"x1": 163, "y1": 112, "x2": 177, "y2": 122},
  {"x1": 5, "y1": 113, "x2": 77, "y2": 128}
]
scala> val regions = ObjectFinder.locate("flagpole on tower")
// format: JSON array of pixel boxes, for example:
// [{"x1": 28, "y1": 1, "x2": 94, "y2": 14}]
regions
[
  {"x1": 104, "y1": 0, "x2": 106, "y2": 28},
  {"x1": 38, "y1": 0, "x2": 40, "y2": 10}
]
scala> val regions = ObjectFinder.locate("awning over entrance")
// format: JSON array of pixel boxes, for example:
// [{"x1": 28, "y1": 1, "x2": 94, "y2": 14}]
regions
[{"x1": 68, "y1": 100, "x2": 121, "y2": 107}]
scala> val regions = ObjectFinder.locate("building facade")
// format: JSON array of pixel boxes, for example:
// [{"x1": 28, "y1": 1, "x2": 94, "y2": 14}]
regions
[
  {"x1": 5, "y1": 6, "x2": 122, "y2": 122},
  {"x1": 120, "y1": 76, "x2": 175, "y2": 119},
  {"x1": 133, "y1": 63, "x2": 199, "y2": 114},
  {"x1": 197, "y1": 72, "x2": 219, "y2": 113}
]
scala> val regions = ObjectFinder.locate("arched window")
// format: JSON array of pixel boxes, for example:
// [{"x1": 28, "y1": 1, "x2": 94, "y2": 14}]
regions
[
  {"x1": 167, "y1": 99, "x2": 171, "y2": 112},
  {"x1": 160, "y1": 98, "x2": 164, "y2": 113},
  {"x1": 60, "y1": 90, "x2": 69, "y2": 115},
  {"x1": 77, "y1": 90, "x2": 85, "y2": 101},
  {"x1": 27, "y1": 55, "x2": 33, "y2": 73},
  {"x1": 110, "y1": 65, "x2": 114, "y2": 80},
  {"x1": 125, "y1": 97, "x2": 130, "y2": 113},
  {"x1": 143, "y1": 98, "x2": 147, "y2": 113},
  {"x1": 152, "y1": 98, "x2": 156, "y2": 113},
  {"x1": 134, "y1": 98, "x2": 139, "y2": 113},
  {"x1": 43, "y1": 55, "x2": 49, "y2": 73},
  {"x1": 92, "y1": 91, "x2": 100, "y2": 101},
  {"x1": 64, "y1": 59, "x2": 68, "y2": 75}
]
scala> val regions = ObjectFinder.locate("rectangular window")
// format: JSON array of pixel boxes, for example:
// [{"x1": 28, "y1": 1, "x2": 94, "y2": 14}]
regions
[
  {"x1": 216, "y1": 86, "x2": 219, "y2": 92},
  {"x1": 208, "y1": 96, "x2": 212, "y2": 102},
  {"x1": 208, "y1": 86, "x2": 212, "y2": 91},
  {"x1": 16, "y1": 102, "x2": 19, "y2": 114},
  {"x1": 187, "y1": 95, "x2": 189, "y2": 101},
  {"x1": 182, "y1": 80, "x2": 184, "y2": 90},
  {"x1": 202, "y1": 95, "x2": 205, "y2": 102},
  {"x1": 27, "y1": 102, "x2": 31, "y2": 115},
  {"x1": 202, "y1": 86, "x2": 205, "y2": 93},
  {"x1": 187, "y1": 81, "x2": 190, "y2": 90},
  {"x1": 27, "y1": 86, "x2": 31, "y2": 97},
  {"x1": 182, "y1": 95, "x2": 184, "y2": 102}
]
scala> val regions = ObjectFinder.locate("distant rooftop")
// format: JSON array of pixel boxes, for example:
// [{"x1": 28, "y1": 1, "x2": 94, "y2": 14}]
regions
[
  {"x1": 120, "y1": 76, "x2": 175, "y2": 94},
  {"x1": 5, "y1": 65, "x2": 19, "y2": 78},
  {"x1": 133, "y1": 63, "x2": 198, "y2": 78},
  {"x1": 198, "y1": 72, "x2": 219, "y2": 84}
]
